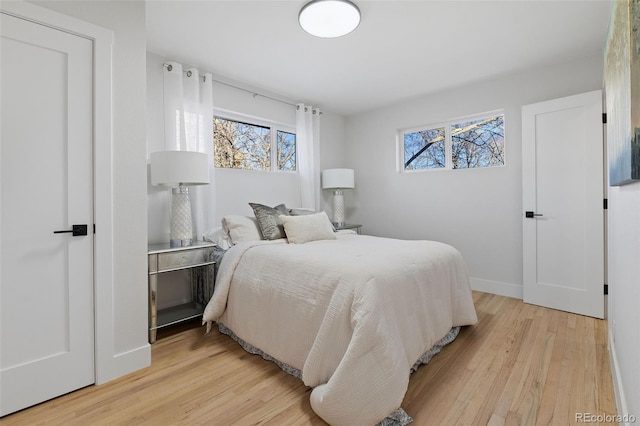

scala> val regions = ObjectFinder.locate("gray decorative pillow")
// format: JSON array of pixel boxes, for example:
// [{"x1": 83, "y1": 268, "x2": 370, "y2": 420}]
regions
[
  {"x1": 289, "y1": 207, "x2": 315, "y2": 216},
  {"x1": 249, "y1": 203, "x2": 290, "y2": 240}
]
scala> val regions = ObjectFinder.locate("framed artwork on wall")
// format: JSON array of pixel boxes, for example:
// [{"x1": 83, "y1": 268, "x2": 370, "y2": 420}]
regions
[{"x1": 606, "y1": 0, "x2": 640, "y2": 186}]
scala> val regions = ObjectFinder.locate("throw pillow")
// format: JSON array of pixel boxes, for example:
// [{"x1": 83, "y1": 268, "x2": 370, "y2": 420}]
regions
[
  {"x1": 221, "y1": 215, "x2": 262, "y2": 244},
  {"x1": 249, "y1": 203, "x2": 290, "y2": 240},
  {"x1": 280, "y1": 211, "x2": 337, "y2": 244}
]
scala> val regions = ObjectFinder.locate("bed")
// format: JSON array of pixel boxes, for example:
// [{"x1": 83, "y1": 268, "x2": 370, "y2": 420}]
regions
[{"x1": 202, "y1": 210, "x2": 477, "y2": 425}]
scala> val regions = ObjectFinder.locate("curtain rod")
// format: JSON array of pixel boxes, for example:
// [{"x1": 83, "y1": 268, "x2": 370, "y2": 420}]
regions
[
  {"x1": 215, "y1": 79, "x2": 299, "y2": 109},
  {"x1": 163, "y1": 63, "x2": 298, "y2": 109}
]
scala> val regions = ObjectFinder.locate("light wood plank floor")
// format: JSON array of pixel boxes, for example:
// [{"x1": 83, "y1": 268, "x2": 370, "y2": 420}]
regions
[{"x1": 2, "y1": 292, "x2": 616, "y2": 425}]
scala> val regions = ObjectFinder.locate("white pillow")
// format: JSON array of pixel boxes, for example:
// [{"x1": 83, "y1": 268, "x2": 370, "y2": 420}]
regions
[
  {"x1": 202, "y1": 226, "x2": 232, "y2": 250},
  {"x1": 221, "y1": 215, "x2": 262, "y2": 244},
  {"x1": 280, "y1": 212, "x2": 336, "y2": 244}
]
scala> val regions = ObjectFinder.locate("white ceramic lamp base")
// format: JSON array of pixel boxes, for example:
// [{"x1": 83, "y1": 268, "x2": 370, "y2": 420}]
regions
[
  {"x1": 332, "y1": 189, "x2": 345, "y2": 226},
  {"x1": 170, "y1": 186, "x2": 193, "y2": 247}
]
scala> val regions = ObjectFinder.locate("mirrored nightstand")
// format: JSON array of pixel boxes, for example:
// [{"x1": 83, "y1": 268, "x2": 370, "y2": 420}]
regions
[
  {"x1": 334, "y1": 223, "x2": 362, "y2": 234},
  {"x1": 148, "y1": 241, "x2": 216, "y2": 343}
]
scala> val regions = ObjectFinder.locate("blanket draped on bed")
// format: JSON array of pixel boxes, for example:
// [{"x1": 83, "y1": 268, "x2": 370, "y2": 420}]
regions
[{"x1": 203, "y1": 234, "x2": 477, "y2": 425}]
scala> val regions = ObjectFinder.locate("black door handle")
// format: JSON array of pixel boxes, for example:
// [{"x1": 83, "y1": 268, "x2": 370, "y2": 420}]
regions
[
  {"x1": 53, "y1": 224, "x2": 88, "y2": 236},
  {"x1": 525, "y1": 211, "x2": 543, "y2": 218}
]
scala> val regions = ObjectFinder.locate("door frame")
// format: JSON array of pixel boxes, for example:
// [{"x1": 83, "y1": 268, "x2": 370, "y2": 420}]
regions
[{"x1": 0, "y1": 2, "x2": 117, "y2": 384}]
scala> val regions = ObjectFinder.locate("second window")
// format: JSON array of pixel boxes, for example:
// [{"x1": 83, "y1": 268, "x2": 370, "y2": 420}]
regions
[{"x1": 401, "y1": 112, "x2": 505, "y2": 172}]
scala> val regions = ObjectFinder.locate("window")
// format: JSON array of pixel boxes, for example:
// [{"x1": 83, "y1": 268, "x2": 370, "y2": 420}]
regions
[
  {"x1": 214, "y1": 115, "x2": 296, "y2": 171},
  {"x1": 403, "y1": 127, "x2": 446, "y2": 170},
  {"x1": 401, "y1": 112, "x2": 504, "y2": 171},
  {"x1": 277, "y1": 130, "x2": 296, "y2": 171},
  {"x1": 451, "y1": 116, "x2": 504, "y2": 169}
]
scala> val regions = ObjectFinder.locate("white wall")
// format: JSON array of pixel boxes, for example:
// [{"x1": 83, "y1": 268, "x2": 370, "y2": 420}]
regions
[
  {"x1": 607, "y1": 185, "x2": 640, "y2": 420},
  {"x1": 345, "y1": 54, "x2": 604, "y2": 297},
  {"x1": 32, "y1": 0, "x2": 150, "y2": 379},
  {"x1": 147, "y1": 51, "x2": 345, "y2": 244}
]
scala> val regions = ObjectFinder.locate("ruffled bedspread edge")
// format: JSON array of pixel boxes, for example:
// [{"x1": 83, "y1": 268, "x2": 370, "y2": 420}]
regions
[{"x1": 216, "y1": 323, "x2": 461, "y2": 426}]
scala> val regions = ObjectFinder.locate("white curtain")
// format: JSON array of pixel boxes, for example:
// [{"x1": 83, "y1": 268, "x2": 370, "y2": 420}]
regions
[
  {"x1": 296, "y1": 103, "x2": 321, "y2": 211},
  {"x1": 163, "y1": 62, "x2": 215, "y2": 238}
]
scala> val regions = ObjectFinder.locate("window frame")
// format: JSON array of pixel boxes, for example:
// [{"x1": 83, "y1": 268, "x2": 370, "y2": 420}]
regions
[
  {"x1": 398, "y1": 110, "x2": 505, "y2": 173},
  {"x1": 213, "y1": 108, "x2": 297, "y2": 173}
]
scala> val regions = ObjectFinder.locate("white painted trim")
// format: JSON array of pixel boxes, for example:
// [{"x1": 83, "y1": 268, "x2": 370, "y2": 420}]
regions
[
  {"x1": 470, "y1": 277, "x2": 523, "y2": 300},
  {"x1": 608, "y1": 331, "x2": 631, "y2": 425},
  {"x1": 110, "y1": 344, "x2": 151, "y2": 380},
  {"x1": 0, "y1": 1, "x2": 148, "y2": 385},
  {"x1": 91, "y1": 21, "x2": 118, "y2": 385},
  {"x1": 1, "y1": 1, "x2": 107, "y2": 40}
]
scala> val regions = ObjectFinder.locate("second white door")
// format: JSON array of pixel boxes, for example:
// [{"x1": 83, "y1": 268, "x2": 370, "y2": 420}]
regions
[{"x1": 522, "y1": 90, "x2": 604, "y2": 319}]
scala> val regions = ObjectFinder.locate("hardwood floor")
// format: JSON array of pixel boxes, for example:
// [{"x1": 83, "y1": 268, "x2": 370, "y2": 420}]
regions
[{"x1": 2, "y1": 292, "x2": 616, "y2": 425}]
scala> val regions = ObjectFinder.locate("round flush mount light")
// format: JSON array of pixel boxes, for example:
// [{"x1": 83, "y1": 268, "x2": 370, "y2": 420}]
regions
[{"x1": 299, "y1": 0, "x2": 361, "y2": 38}]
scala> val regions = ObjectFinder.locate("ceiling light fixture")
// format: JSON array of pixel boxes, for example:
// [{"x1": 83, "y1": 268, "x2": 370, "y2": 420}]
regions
[{"x1": 299, "y1": 0, "x2": 361, "y2": 38}]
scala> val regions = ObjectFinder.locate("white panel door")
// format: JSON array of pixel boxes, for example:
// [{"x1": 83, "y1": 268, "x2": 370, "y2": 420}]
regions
[
  {"x1": 0, "y1": 12, "x2": 94, "y2": 416},
  {"x1": 522, "y1": 90, "x2": 604, "y2": 318}
]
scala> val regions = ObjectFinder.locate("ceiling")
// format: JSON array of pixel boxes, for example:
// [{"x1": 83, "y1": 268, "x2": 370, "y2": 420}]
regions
[{"x1": 146, "y1": 0, "x2": 614, "y2": 116}]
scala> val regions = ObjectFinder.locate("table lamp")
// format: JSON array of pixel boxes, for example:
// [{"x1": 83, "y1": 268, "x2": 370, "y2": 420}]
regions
[
  {"x1": 322, "y1": 168, "x2": 355, "y2": 226},
  {"x1": 151, "y1": 151, "x2": 210, "y2": 247}
]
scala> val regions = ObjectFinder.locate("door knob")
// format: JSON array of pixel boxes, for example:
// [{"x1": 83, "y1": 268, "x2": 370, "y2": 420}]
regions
[
  {"x1": 53, "y1": 224, "x2": 88, "y2": 236},
  {"x1": 525, "y1": 211, "x2": 543, "y2": 218}
]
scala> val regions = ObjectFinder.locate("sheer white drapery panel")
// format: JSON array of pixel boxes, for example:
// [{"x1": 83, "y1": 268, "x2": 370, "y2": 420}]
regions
[
  {"x1": 162, "y1": 62, "x2": 216, "y2": 239},
  {"x1": 296, "y1": 103, "x2": 321, "y2": 211}
]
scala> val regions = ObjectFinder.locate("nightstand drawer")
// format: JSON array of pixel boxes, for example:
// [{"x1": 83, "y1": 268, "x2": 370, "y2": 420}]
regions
[{"x1": 152, "y1": 247, "x2": 213, "y2": 273}]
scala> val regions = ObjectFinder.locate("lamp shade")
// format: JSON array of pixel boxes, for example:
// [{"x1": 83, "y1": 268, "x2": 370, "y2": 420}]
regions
[
  {"x1": 150, "y1": 151, "x2": 209, "y2": 187},
  {"x1": 322, "y1": 168, "x2": 355, "y2": 189},
  {"x1": 299, "y1": 0, "x2": 360, "y2": 38}
]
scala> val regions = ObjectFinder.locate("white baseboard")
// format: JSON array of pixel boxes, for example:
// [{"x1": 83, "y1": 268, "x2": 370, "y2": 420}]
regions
[
  {"x1": 470, "y1": 277, "x2": 523, "y2": 299},
  {"x1": 96, "y1": 344, "x2": 151, "y2": 385},
  {"x1": 608, "y1": 331, "x2": 631, "y2": 425}
]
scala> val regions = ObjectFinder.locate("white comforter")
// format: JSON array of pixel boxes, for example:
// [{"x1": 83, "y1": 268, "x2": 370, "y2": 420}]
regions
[{"x1": 202, "y1": 233, "x2": 477, "y2": 425}]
